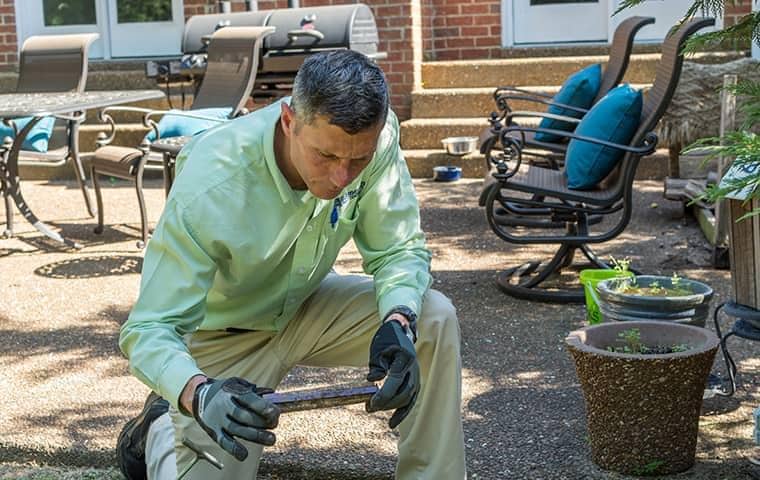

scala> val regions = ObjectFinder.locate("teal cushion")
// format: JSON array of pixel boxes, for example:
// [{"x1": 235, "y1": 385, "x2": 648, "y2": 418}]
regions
[
  {"x1": 143, "y1": 107, "x2": 232, "y2": 142},
  {"x1": 0, "y1": 116, "x2": 56, "y2": 153},
  {"x1": 565, "y1": 84, "x2": 643, "y2": 190},
  {"x1": 534, "y1": 63, "x2": 602, "y2": 143}
]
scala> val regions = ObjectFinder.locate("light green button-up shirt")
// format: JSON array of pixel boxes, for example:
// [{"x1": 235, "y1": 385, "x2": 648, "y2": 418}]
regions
[{"x1": 119, "y1": 100, "x2": 432, "y2": 408}]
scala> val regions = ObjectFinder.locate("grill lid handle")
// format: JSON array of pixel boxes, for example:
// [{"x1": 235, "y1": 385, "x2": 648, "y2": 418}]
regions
[{"x1": 287, "y1": 29, "x2": 325, "y2": 41}]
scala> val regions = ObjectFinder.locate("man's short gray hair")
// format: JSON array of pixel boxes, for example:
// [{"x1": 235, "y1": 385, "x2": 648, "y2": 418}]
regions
[{"x1": 290, "y1": 50, "x2": 389, "y2": 135}]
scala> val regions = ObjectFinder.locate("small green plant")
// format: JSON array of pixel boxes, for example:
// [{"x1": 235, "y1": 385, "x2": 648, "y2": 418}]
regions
[
  {"x1": 610, "y1": 256, "x2": 631, "y2": 274},
  {"x1": 633, "y1": 459, "x2": 666, "y2": 475},
  {"x1": 606, "y1": 328, "x2": 690, "y2": 354}
]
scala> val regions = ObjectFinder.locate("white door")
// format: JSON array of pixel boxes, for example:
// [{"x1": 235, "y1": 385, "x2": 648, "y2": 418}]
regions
[
  {"x1": 107, "y1": 0, "x2": 184, "y2": 57},
  {"x1": 512, "y1": 0, "x2": 610, "y2": 44},
  {"x1": 15, "y1": 0, "x2": 108, "y2": 58},
  {"x1": 610, "y1": 0, "x2": 722, "y2": 41}
]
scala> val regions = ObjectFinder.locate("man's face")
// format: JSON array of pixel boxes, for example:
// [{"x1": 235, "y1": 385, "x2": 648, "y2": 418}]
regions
[{"x1": 281, "y1": 103, "x2": 383, "y2": 200}]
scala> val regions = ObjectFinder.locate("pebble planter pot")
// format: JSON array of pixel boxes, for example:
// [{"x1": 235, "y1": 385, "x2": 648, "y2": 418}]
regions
[
  {"x1": 566, "y1": 321, "x2": 719, "y2": 475},
  {"x1": 596, "y1": 275, "x2": 714, "y2": 327}
]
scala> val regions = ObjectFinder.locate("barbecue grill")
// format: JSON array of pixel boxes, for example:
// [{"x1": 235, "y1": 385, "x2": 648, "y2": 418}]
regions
[{"x1": 146, "y1": 4, "x2": 385, "y2": 101}]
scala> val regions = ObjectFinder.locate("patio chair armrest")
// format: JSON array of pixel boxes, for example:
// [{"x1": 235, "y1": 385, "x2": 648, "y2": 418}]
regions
[
  {"x1": 487, "y1": 135, "x2": 526, "y2": 182},
  {"x1": 493, "y1": 89, "x2": 589, "y2": 116},
  {"x1": 51, "y1": 111, "x2": 87, "y2": 123},
  {"x1": 501, "y1": 125, "x2": 658, "y2": 157},
  {"x1": 96, "y1": 106, "x2": 155, "y2": 147},
  {"x1": 143, "y1": 109, "x2": 230, "y2": 141}
]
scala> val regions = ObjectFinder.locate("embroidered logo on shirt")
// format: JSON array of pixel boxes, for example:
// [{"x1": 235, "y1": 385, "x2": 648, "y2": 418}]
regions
[{"x1": 330, "y1": 181, "x2": 366, "y2": 229}]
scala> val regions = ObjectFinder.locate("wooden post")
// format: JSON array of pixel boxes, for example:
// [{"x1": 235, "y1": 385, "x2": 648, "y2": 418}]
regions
[
  {"x1": 714, "y1": 75, "x2": 737, "y2": 256},
  {"x1": 729, "y1": 198, "x2": 760, "y2": 309}
]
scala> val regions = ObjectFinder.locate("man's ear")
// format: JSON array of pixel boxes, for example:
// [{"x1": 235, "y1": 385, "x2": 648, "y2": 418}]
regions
[{"x1": 280, "y1": 102, "x2": 295, "y2": 138}]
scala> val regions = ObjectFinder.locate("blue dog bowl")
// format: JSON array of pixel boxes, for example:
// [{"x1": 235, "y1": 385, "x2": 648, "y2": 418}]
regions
[{"x1": 433, "y1": 166, "x2": 462, "y2": 182}]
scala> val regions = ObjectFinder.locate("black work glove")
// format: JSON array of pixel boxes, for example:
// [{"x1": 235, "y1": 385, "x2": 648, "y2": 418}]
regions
[
  {"x1": 365, "y1": 320, "x2": 421, "y2": 429},
  {"x1": 192, "y1": 377, "x2": 280, "y2": 461}
]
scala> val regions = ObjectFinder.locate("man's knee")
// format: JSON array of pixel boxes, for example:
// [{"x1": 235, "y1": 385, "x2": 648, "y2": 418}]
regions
[{"x1": 418, "y1": 289, "x2": 460, "y2": 347}]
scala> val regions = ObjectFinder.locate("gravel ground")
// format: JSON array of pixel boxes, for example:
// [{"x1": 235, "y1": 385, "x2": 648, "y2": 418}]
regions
[{"x1": 1, "y1": 178, "x2": 759, "y2": 479}]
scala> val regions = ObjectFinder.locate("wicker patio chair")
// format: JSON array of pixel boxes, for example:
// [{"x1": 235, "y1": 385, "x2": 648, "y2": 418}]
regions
[
  {"x1": 1, "y1": 33, "x2": 100, "y2": 218},
  {"x1": 481, "y1": 17, "x2": 715, "y2": 303},
  {"x1": 478, "y1": 16, "x2": 656, "y2": 164},
  {"x1": 90, "y1": 26, "x2": 274, "y2": 248}
]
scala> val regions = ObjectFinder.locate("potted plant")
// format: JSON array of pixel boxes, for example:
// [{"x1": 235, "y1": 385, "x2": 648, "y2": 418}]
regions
[
  {"x1": 566, "y1": 320, "x2": 719, "y2": 475},
  {"x1": 580, "y1": 257, "x2": 635, "y2": 325},
  {"x1": 595, "y1": 273, "x2": 714, "y2": 327}
]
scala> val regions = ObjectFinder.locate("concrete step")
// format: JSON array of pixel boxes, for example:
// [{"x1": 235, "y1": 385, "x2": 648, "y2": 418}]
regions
[
  {"x1": 412, "y1": 86, "x2": 556, "y2": 119},
  {"x1": 403, "y1": 149, "x2": 487, "y2": 179},
  {"x1": 421, "y1": 51, "x2": 743, "y2": 89},
  {"x1": 402, "y1": 147, "x2": 670, "y2": 180},
  {"x1": 412, "y1": 84, "x2": 651, "y2": 119},
  {"x1": 400, "y1": 117, "x2": 542, "y2": 150}
]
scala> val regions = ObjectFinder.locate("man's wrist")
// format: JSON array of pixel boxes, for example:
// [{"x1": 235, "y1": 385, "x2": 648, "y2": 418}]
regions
[
  {"x1": 180, "y1": 374, "x2": 208, "y2": 416},
  {"x1": 382, "y1": 306, "x2": 418, "y2": 343},
  {"x1": 384, "y1": 312, "x2": 410, "y2": 329}
]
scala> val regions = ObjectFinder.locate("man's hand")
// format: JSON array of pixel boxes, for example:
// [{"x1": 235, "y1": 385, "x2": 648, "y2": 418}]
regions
[
  {"x1": 366, "y1": 320, "x2": 420, "y2": 428},
  {"x1": 192, "y1": 377, "x2": 280, "y2": 461}
]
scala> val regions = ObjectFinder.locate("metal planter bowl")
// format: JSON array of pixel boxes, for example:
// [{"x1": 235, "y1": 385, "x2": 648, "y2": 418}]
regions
[
  {"x1": 441, "y1": 136, "x2": 478, "y2": 156},
  {"x1": 596, "y1": 275, "x2": 714, "y2": 327}
]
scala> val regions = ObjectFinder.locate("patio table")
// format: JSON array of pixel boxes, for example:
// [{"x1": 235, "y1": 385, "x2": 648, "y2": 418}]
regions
[
  {"x1": 0, "y1": 89, "x2": 165, "y2": 248},
  {"x1": 148, "y1": 135, "x2": 191, "y2": 196}
]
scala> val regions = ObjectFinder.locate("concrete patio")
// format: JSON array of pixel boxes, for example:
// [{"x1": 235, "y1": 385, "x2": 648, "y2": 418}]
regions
[{"x1": 1, "y1": 178, "x2": 759, "y2": 479}]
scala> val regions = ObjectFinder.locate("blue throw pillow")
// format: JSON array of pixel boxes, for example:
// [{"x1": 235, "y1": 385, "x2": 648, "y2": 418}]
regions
[
  {"x1": 143, "y1": 107, "x2": 232, "y2": 142},
  {"x1": 0, "y1": 116, "x2": 56, "y2": 153},
  {"x1": 534, "y1": 63, "x2": 602, "y2": 143},
  {"x1": 565, "y1": 84, "x2": 643, "y2": 190}
]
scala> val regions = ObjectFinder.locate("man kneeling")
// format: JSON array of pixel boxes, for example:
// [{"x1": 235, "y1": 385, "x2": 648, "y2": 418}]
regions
[{"x1": 117, "y1": 50, "x2": 466, "y2": 480}]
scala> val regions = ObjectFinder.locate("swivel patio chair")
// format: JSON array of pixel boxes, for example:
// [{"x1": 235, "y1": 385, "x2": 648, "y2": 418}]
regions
[
  {"x1": 481, "y1": 17, "x2": 715, "y2": 303},
  {"x1": 0, "y1": 33, "x2": 99, "y2": 221},
  {"x1": 477, "y1": 17, "x2": 655, "y2": 226},
  {"x1": 90, "y1": 26, "x2": 274, "y2": 248},
  {"x1": 478, "y1": 16, "x2": 655, "y2": 165}
]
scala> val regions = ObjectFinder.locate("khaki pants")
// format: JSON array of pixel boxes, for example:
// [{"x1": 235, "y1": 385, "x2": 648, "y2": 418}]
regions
[{"x1": 145, "y1": 274, "x2": 466, "y2": 479}]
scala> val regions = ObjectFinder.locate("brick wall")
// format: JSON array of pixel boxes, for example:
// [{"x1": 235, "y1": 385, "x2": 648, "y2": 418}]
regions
[
  {"x1": 724, "y1": 0, "x2": 752, "y2": 26},
  {"x1": 0, "y1": 0, "x2": 16, "y2": 71},
  {"x1": 429, "y1": 0, "x2": 501, "y2": 60}
]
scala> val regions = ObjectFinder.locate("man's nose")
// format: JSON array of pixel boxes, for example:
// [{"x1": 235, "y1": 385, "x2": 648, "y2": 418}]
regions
[{"x1": 331, "y1": 161, "x2": 352, "y2": 187}]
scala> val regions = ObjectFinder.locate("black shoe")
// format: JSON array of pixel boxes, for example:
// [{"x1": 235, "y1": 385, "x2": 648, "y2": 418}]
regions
[{"x1": 117, "y1": 391, "x2": 170, "y2": 480}]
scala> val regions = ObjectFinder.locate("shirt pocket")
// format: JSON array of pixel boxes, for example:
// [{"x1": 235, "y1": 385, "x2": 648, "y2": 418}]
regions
[{"x1": 331, "y1": 214, "x2": 358, "y2": 249}]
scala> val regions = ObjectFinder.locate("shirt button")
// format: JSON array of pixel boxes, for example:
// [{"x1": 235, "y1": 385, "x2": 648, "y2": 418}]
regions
[
  {"x1": 306, "y1": 225, "x2": 313, "y2": 232},
  {"x1": 297, "y1": 267, "x2": 305, "y2": 274}
]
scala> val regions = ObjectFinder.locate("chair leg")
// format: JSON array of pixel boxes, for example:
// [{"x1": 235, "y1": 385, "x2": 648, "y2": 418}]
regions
[
  {"x1": 91, "y1": 166, "x2": 105, "y2": 235},
  {"x1": 135, "y1": 169, "x2": 149, "y2": 249},
  {"x1": 496, "y1": 243, "x2": 586, "y2": 303},
  {"x1": 1, "y1": 159, "x2": 12, "y2": 238},
  {"x1": 70, "y1": 150, "x2": 95, "y2": 218},
  {"x1": 1, "y1": 181, "x2": 11, "y2": 239},
  {"x1": 579, "y1": 244, "x2": 610, "y2": 269}
]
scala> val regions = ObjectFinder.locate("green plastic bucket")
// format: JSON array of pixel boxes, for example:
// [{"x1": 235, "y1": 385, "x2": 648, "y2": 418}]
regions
[{"x1": 580, "y1": 269, "x2": 634, "y2": 324}]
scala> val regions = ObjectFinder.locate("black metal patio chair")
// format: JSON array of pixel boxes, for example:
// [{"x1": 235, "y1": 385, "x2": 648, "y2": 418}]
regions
[
  {"x1": 478, "y1": 16, "x2": 655, "y2": 166},
  {"x1": 481, "y1": 17, "x2": 715, "y2": 303}
]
